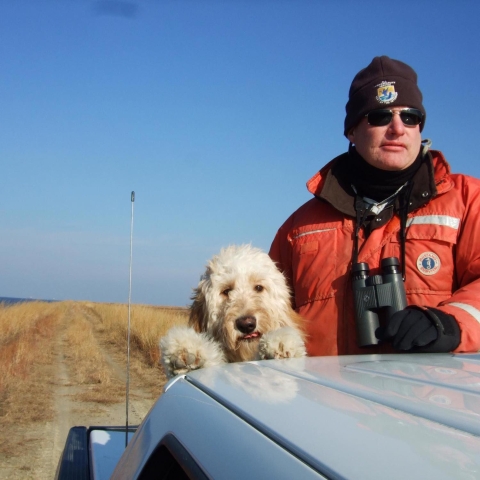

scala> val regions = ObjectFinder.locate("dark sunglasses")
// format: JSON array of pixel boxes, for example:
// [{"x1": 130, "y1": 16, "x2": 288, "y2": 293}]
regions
[{"x1": 365, "y1": 108, "x2": 424, "y2": 127}]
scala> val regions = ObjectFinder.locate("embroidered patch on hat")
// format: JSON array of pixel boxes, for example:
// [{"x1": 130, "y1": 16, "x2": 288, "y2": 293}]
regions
[
  {"x1": 375, "y1": 81, "x2": 398, "y2": 104},
  {"x1": 417, "y1": 252, "x2": 441, "y2": 275}
]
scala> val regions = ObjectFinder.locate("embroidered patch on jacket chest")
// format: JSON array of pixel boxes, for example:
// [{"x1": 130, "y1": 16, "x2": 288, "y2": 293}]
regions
[{"x1": 417, "y1": 252, "x2": 441, "y2": 275}]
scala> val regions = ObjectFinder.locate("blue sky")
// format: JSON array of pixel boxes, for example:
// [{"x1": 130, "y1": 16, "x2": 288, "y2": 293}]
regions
[{"x1": 2, "y1": 0, "x2": 480, "y2": 306}]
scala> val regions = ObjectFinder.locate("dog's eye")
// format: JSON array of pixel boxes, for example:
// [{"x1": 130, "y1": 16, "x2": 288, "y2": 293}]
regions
[
  {"x1": 221, "y1": 288, "x2": 232, "y2": 297},
  {"x1": 254, "y1": 285, "x2": 264, "y2": 292}
]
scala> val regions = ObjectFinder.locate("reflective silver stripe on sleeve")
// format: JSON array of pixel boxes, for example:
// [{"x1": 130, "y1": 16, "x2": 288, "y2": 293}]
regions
[
  {"x1": 448, "y1": 302, "x2": 480, "y2": 324},
  {"x1": 407, "y1": 215, "x2": 460, "y2": 229},
  {"x1": 292, "y1": 228, "x2": 335, "y2": 240}
]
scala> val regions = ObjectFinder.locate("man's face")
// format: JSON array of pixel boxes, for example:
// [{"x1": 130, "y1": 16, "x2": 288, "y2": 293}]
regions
[{"x1": 347, "y1": 106, "x2": 422, "y2": 171}]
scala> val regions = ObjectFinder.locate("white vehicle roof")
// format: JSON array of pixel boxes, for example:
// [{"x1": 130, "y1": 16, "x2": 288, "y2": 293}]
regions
[{"x1": 111, "y1": 353, "x2": 480, "y2": 479}]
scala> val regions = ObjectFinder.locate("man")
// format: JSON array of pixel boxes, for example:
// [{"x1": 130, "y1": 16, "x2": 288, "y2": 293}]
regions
[{"x1": 269, "y1": 56, "x2": 480, "y2": 356}]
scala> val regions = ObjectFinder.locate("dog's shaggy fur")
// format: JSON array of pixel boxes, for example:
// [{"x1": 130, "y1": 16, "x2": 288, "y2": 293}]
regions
[{"x1": 160, "y1": 244, "x2": 306, "y2": 379}]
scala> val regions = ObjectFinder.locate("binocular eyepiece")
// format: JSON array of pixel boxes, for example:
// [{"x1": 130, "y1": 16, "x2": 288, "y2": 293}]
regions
[{"x1": 352, "y1": 257, "x2": 407, "y2": 347}]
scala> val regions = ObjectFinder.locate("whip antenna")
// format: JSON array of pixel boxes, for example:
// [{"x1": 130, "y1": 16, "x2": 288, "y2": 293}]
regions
[{"x1": 126, "y1": 191, "x2": 135, "y2": 447}]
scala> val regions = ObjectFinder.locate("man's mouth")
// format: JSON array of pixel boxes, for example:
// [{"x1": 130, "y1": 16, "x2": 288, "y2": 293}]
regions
[
  {"x1": 240, "y1": 332, "x2": 262, "y2": 341},
  {"x1": 381, "y1": 142, "x2": 405, "y2": 150}
]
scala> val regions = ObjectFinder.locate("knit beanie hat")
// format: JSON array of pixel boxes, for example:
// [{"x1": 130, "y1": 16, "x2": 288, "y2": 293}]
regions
[{"x1": 344, "y1": 56, "x2": 426, "y2": 137}]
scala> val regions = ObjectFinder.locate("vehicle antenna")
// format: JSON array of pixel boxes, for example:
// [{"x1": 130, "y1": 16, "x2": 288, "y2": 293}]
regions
[{"x1": 126, "y1": 190, "x2": 135, "y2": 448}]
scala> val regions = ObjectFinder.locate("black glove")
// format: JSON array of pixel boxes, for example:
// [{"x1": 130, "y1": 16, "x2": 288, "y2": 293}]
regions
[{"x1": 376, "y1": 307, "x2": 461, "y2": 353}]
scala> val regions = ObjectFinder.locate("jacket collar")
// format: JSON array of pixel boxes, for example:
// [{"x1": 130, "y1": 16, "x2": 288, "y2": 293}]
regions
[{"x1": 307, "y1": 149, "x2": 453, "y2": 218}]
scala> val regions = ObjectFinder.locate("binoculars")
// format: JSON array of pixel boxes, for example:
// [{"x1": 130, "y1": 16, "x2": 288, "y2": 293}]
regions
[{"x1": 352, "y1": 257, "x2": 407, "y2": 347}]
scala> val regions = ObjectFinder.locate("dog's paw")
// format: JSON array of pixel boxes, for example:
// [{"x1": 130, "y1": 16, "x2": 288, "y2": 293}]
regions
[
  {"x1": 159, "y1": 326, "x2": 226, "y2": 378},
  {"x1": 257, "y1": 326, "x2": 306, "y2": 360},
  {"x1": 168, "y1": 348, "x2": 204, "y2": 376}
]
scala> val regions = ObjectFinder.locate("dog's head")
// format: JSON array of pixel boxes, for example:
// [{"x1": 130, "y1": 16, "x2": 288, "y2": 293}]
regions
[{"x1": 189, "y1": 244, "x2": 302, "y2": 362}]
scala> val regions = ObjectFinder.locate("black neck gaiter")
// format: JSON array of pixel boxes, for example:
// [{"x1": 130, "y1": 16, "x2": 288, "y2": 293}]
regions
[{"x1": 338, "y1": 144, "x2": 424, "y2": 202}]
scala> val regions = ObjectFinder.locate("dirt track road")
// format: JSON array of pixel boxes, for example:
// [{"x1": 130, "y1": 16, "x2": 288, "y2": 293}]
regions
[{"x1": 0, "y1": 304, "x2": 166, "y2": 479}]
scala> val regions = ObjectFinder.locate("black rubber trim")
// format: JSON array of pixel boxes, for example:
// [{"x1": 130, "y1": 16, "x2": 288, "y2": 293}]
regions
[
  {"x1": 54, "y1": 426, "x2": 90, "y2": 480},
  {"x1": 138, "y1": 433, "x2": 209, "y2": 480}
]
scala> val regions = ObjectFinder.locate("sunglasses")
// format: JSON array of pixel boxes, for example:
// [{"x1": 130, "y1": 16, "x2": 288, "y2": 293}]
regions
[{"x1": 365, "y1": 108, "x2": 424, "y2": 127}]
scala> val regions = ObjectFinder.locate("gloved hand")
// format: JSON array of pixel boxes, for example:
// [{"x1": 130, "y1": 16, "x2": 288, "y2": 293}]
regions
[{"x1": 376, "y1": 307, "x2": 461, "y2": 353}]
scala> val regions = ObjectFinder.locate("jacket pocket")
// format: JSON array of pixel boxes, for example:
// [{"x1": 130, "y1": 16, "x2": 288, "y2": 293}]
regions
[
  {"x1": 393, "y1": 219, "x2": 459, "y2": 296},
  {"x1": 290, "y1": 228, "x2": 337, "y2": 307}
]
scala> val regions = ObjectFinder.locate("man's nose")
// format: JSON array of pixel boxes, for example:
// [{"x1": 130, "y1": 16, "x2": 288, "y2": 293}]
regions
[{"x1": 388, "y1": 112, "x2": 406, "y2": 134}]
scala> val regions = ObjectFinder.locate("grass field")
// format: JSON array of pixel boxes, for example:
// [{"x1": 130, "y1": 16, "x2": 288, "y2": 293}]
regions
[{"x1": 0, "y1": 301, "x2": 188, "y2": 464}]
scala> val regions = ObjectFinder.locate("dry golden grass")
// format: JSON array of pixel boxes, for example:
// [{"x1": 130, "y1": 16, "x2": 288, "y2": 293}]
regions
[
  {"x1": 90, "y1": 303, "x2": 189, "y2": 366},
  {"x1": 64, "y1": 308, "x2": 112, "y2": 385},
  {"x1": 0, "y1": 299, "x2": 188, "y2": 469},
  {"x1": 62, "y1": 304, "x2": 126, "y2": 404},
  {"x1": 0, "y1": 300, "x2": 67, "y2": 348},
  {"x1": 0, "y1": 300, "x2": 188, "y2": 426},
  {"x1": 0, "y1": 301, "x2": 67, "y2": 425}
]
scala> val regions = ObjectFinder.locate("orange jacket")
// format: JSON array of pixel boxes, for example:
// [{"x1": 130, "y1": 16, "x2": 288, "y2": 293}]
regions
[{"x1": 270, "y1": 150, "x2": 480, "y2": 356}]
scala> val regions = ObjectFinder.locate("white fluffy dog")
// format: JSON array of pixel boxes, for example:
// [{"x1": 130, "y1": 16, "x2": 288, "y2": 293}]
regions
[{"x1": 159, "y1": 244, "x2": 306, "y2": 379}]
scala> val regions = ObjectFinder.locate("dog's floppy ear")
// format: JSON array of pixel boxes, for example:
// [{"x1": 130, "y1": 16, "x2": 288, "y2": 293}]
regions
[
  {"x1": 189, "y1": 287, "x2": 207, "y2": 333},
  {"x1": 189, "y1": 268, "x2": 211, "y2": 333}
]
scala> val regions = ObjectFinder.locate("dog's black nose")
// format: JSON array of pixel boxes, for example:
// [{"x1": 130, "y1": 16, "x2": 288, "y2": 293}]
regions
[{"x1": 235, "y1": 316, "x2": 257, "y2": 334}]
